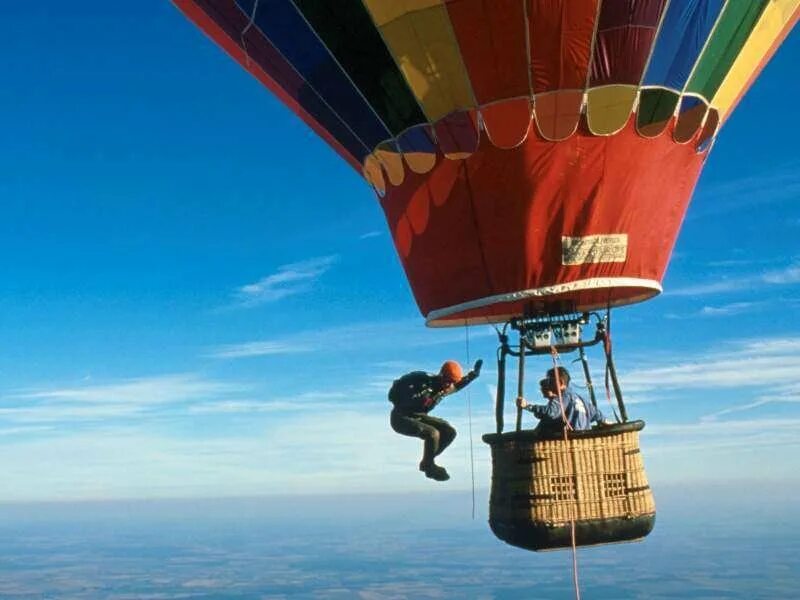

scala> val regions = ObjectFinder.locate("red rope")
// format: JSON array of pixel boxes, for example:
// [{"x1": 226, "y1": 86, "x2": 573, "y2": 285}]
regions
[{"x1": 603, "y1": 330, "x2": 620, "y2": 422}]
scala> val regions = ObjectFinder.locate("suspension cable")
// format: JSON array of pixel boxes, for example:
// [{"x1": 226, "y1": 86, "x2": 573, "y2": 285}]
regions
[
  {"x1": 465, "y1": 322, "x2": 476, "y2": 520},
  {"x1": 551, "y1": 347, "x2": 581, "y2": 600}
]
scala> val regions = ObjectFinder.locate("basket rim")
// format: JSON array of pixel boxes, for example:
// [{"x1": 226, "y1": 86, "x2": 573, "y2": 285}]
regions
[{"x1": 482, "y1": 420, "x2": 645, "y2": 445}]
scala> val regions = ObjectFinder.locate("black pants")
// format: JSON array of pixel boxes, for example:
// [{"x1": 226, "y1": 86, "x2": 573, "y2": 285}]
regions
[{"x1": 390, "y1": 410, "x2": 456, "y2": 467}]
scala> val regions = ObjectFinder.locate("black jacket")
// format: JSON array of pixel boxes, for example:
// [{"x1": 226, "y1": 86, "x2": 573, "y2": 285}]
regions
[{"x1": 389, "y1": 370, "x2": 476, "y2": 414}]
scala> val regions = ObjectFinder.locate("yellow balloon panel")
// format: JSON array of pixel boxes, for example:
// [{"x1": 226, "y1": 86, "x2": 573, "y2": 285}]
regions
[
  {"x1": 363, "y1": 0, "x2": 475, "y2": 123},
  {"x1": 365, "y1": 0, "x2": 443, "y2": 26},
  {"x1": 586, "y1": 86, "x2": 639, "y2": 136},
  {"x1": 712, "y1": 1, "x2": 800, "y2": 121}
]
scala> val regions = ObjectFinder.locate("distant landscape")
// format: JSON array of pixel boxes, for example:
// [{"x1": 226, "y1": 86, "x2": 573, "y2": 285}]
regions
[{"x1": 1, "y1": 483, "x2": 797, "y2": 599}]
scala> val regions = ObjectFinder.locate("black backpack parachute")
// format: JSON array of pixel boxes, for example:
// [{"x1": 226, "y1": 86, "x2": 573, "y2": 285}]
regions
[{"x1": 388, "y1": 372, "x2": 436, "y2": 414}]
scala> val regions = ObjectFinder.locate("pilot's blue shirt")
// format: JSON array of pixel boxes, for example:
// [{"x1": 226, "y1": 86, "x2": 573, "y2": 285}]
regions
[{"x1": 527, "y1": 386, "x2": 604, "y2": 431}]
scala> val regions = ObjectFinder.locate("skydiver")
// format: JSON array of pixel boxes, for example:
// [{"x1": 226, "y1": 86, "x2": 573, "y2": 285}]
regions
[
  {"x1": 388, "y1": 359, "x2": 483, "y2": 482},
  {"x1": 516, "y1": 366, "x2": 608, "y2": 433}
]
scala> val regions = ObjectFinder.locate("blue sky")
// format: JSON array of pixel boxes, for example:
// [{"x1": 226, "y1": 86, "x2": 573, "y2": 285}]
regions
[{"x1": 0, "y1": 3, "x2": 799, "y2": 502}]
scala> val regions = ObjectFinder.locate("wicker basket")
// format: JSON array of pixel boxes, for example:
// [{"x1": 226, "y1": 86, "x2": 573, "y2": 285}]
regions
[{"x1": 482, "y1": 420, "x2": 655, "y2": 551}]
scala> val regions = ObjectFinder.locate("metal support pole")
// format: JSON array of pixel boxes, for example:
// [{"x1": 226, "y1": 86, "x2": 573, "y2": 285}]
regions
[
  {"x1": 515, "y1": 326, "x2": 526, "y2": 432},
  {"x1": 495, "y1": 339, "x2": 507, "y2": 434},
  {"x1": 606, "y1": 352, "x2": 628, "y2": 423},
  {"x1": 605, "y1": 344, "x2": 628, "y2": 422},
  {"x1": 578, "y1": 344, "x2": 598, "y2": 409}
]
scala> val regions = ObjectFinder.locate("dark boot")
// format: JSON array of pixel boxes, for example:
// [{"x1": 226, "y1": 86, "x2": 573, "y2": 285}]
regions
[{"x1": 419, "y1": 462, "x2": 450, "y2": 481}]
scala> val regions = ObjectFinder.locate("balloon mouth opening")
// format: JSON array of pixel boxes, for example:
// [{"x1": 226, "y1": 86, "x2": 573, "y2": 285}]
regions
[{"x1": 424, "y1": 278, "x2": 662, "y2": 327}]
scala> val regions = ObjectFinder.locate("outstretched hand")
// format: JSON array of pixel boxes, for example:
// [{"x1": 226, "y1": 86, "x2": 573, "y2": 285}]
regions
[
  {"x1": 472, "y1": 359, "x2": 483, "y2": 376},
  {"x1": 516, "y1": 396, "x2": 528, "y2": 409}
]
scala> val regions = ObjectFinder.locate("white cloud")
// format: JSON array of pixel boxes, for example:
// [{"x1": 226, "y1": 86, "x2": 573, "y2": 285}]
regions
[
  {"x1": 738, "y1": 339, "x2": 800, "y2": 354},
  {"x1": 207, "y1": 318, "x2": 496, "y2": 361},
  {"x1": 9, "y1": 374, "x2": 247, "y2": 405},
  {"x1": 648, "y1": 417, "x2": 800, "y2": 437},
  {"x1": 701, "y1": 386, "x2": 800, "y2": 422},
  {"x1": 698, "y1": 302, "x2": 757, "y2": 316},
  {"x1": 620, "y1": 337, "x2": 800, "y2": 425},
  {"x1": 3, "y1": 340, "x2": 799, "y2": 500},
  {"x1": 667, "y1": 262, "x2": 800, "y2": 297},
  {"x1": 0, "y1": 370, "x2": 375, "y2": 431},
  {"x1": 207, "y1": 340, "x2": 312, "y2": 359},
  {"x1": 762, "y1": 263, "x2": 800, "y2": 285},
  {"x1": 666, "y1": 279, "x2": 750, "y2": 296},
  {"x1": 3, "y1": 380, "x2": 796, "y2": 501},
  {"x1": 0, "y1": 405, "x2": 494, "y2": 501},
  {"x1": 625, "y1": 354, "x2": 800, "y2": 393},
  {"x1": 689, "y1": 161, "x2": 800, "y2": 220},
  {"x1": 0, "y1": 374, "x2": 252, "y2": 427},
  {"x1": 642, "y1": 417, "x2": 800, "y2": 472},
  {"x1": 0, "y1": 403, "x2": 145, "y2": 423},
  {"x1": 0, "y1": 425, "x2": 55, "y2": 436},
  {"x1": 187, "y1": 391, "x2": 348, "y2": 415},
  {"x1": 232, "y1": 255, "x2": 338, "y2": 308},
  {"x1": 359, "y1": 230, "x2": 382, "y2": 239},
  {"x1": 0, "y1": 361, "x2": 497, "y2": 501},
  {"x1": 704, "y1": 258, "x2": 777, "y2": 268},
  {"x1": 665, "y1": 301, "x2": 759, "y2": 319},
  {"x1": 643, "y1": 416, "x2": 800, "y2": 464},
  {"x1": 187, "y1": 400, "x2": 298, "y2": 414}
]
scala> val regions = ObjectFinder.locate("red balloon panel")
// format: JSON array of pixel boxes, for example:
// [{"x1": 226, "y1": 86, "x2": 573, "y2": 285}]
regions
[{"x1": 381, "y1": 117, "x2": 706, "y2": 326}]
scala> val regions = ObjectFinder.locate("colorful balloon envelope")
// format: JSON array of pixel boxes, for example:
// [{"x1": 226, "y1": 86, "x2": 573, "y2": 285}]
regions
[{"x1": 174, "y1": 0, "x2": 799, "y2": 326}]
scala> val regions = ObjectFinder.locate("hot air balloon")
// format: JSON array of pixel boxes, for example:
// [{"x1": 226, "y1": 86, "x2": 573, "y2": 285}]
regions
[{"x1": 173, "y1": 0, "x2": 799, "y2": 551}]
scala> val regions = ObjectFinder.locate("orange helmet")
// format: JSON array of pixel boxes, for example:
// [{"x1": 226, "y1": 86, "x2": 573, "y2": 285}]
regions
[{"x1": 440, "y1": 360, "x2": 463, "y2": 383}]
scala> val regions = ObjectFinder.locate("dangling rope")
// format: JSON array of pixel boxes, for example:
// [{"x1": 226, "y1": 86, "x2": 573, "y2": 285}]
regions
[
  {"x1": 551, "y1": 347, "x2": 582, "y2": 600},
  {"x1": 465, "y1": 322, "x2": 476, "y2": 520}
]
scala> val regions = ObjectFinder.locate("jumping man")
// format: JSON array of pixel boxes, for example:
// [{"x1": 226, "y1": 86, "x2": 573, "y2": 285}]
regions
[{"x1": 389, "y1": 359, "x2": 482, "y2": 481}]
